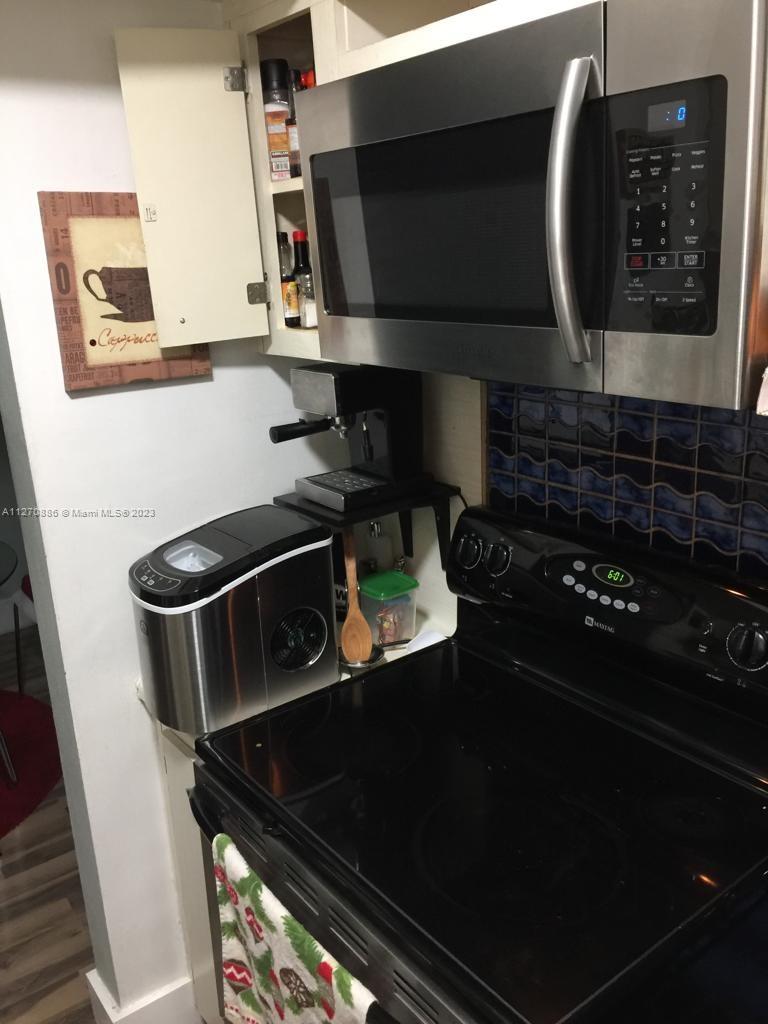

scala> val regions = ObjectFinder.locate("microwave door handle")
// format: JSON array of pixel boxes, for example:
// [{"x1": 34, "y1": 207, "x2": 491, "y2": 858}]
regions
[{"x1": 546, "y1": 56, "x2": 593, "y2": 365}]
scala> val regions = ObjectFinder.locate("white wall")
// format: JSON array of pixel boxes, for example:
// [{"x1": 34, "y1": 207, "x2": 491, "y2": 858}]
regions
[{"x1": 0, "y1": 1, "x2": 339, "y2": 1019}]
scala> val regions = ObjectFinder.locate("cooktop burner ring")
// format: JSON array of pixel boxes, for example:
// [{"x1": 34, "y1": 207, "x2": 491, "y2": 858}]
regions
[
  {"x1": 638, "y1": 792, "x2": 747, "y2": 846},
  {"x1": 412, "y1": 790, "x2": 632, "y2": 928},
  {"x1": 280, "y1": 702, "x2": 423, "y2": 783}
]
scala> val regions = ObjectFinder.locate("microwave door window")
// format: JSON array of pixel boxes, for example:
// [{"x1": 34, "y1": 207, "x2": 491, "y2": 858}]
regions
[
  {"x1": 311, "y1": 106, "x2": 602, "y2": 328},
  {"x1": 312, "y1": 160, "x2": 376, "y2": 317}
]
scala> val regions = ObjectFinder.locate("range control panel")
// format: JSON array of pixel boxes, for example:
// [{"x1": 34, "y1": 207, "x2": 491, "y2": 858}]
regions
[
  {"x1": 606, "y1": 75, "x2": 727, "y2": 336},
  {"x1": 448, "y1": 509, "x2": 768, "y2": 694},
  {"x1": 547, "y1": 553, "x2": 682, "y2": 623}
]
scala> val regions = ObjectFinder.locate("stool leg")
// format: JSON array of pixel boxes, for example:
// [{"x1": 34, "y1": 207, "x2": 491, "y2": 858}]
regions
[
  {"x1": 0, "y1": 729, "x2": 17, "y2": 786},
  {"x1": 13, "y1": 602, "x2": 22, "y2": 695}
]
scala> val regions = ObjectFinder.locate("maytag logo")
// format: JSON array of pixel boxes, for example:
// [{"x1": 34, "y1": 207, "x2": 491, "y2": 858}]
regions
[{"x1": 585, "y1": 615, "x2": 615, "y2": 634}]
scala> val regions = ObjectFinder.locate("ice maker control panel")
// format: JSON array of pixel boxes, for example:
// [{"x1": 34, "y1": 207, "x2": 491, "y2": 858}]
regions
[
  {"x1": 606, "y1": 76, "x2": 727, "y2": 336},
  {"x1": 132, "y1": 559, "x2": 181, "y2": 594}
]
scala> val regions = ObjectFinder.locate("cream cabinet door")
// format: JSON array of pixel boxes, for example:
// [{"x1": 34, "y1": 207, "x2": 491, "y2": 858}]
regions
[{"x1": 116, "y1": 29, "x2": 268, "y2": 348}]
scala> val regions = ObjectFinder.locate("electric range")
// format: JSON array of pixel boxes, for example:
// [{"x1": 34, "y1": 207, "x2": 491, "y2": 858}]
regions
[{"x1": 194, "y1": 507, "x2": 768, "y2": 1024}]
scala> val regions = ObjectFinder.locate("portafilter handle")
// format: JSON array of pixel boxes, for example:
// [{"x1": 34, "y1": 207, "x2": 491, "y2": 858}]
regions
[{"x1": 269, "y1": 418, "x2": 333, "y2": 443}]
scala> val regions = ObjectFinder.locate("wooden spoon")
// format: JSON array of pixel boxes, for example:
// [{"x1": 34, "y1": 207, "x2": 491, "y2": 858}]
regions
[{"x1": 340, "y1": 527, "x2": 373, "y2": 664}]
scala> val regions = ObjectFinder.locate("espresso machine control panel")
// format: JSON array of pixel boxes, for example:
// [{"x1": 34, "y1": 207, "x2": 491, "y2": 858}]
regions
[{"x1": 606, "y1": 75, "x2": 727, "y2": 336}]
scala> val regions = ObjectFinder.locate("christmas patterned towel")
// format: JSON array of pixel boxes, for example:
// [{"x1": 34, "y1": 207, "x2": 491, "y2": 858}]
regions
[{"x1": 213, "y1": 833, "x2": 376, "y2": 1024}]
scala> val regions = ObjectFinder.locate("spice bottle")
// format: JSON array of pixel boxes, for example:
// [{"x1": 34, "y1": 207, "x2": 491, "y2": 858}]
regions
[
  {"x1": 292, "y1": 230, "x2": 316, "y2": 329},
  {"x1": 260, "y1": 58, "x2": 290, "y2": 182},
  {"x1": 278, "y1": 231, "x2": 299, "y2": 328},
  {"x1": 298, "y1": 274, "x2": 317, "y2": 328},
  {"x1": 286, "y1": 68, "x2": 303, "y2": 179}
]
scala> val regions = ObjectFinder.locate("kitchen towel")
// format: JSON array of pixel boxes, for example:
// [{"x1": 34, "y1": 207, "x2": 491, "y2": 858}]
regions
[{"x1": 213, "y1": 833, "x2": 376, "y2": 1024}]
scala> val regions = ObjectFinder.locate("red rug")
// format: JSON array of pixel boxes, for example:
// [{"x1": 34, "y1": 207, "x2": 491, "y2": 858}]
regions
[{"x1": 0, "y1": 690, "x2": 62, "y2": 840}]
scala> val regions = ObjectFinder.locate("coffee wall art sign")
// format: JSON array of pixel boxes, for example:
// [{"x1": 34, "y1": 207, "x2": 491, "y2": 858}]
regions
[{"x1": 38, "y1": 192, "x2": 211, "y2": 392}]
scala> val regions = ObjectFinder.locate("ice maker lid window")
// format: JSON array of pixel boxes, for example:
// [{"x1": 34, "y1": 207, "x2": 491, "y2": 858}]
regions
[{"x1": 163, "y1": 540, "x2": 223, "y2": 573}]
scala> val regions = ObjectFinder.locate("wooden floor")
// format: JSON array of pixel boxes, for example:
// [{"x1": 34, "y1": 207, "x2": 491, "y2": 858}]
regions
[{"x1": 0, "y1": 627, "x2": 95, "y2": 1024}]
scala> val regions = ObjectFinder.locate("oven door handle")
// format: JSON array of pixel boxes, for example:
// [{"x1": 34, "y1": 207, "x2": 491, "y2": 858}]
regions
[
  {"x1": 546, "y1": 56, "x2": 594, "y2": 365},
  {"x1": 189, "y1": 784, "x2": 225, "y2": 843}
]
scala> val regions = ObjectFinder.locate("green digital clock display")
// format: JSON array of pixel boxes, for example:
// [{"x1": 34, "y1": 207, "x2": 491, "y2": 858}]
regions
[{"x1": 593, "y1": 563, "x2": 634, "y2": 588}]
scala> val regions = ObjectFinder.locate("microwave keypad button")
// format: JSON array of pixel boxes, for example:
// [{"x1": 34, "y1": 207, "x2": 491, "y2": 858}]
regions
[
  {"x1": 689, "y1": 146, "x2": 708, "y2": 172},
  {"x1": 680, "y1": 251, "x2": 705, "y2": 269},
  {"x1": 625, "y1": 293, "x2": 647, "y2": 304},
  {"x1": 625, "y1": 253, "x2": 650, "y2": 270},
  {"x1": 651, "y1": 252, "x2": 676, "y2": 269}
]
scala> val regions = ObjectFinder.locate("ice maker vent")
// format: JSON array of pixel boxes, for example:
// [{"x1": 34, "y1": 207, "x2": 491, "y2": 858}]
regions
[
  {"x1": 393, "y1": 971, "x2": 439, "y2": 1024},
  {"x1": 284, "y1": 862, "x2": 319, "y2": 914},
  {"x1": 328, "y1": 906, "x2": 368, "y2": 965}
]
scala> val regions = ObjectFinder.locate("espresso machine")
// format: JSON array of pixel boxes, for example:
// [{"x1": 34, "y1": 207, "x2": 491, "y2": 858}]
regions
[{"x1": 269, "y1": 363, "x2": 429, "y2": 512}]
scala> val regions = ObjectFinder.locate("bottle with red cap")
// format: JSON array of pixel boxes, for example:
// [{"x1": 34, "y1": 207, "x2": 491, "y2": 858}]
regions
[
  {"x1": 292, "y1": 230, "x2": 317, "y2": 329},
  {"x1": 278, "y1": 231, "x2": 300, "y2": 328}
]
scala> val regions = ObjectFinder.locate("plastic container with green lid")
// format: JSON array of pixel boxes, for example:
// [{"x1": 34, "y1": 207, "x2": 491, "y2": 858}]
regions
[{"x1": 359, "y1": 570, "x2": 419, "y2": 646}]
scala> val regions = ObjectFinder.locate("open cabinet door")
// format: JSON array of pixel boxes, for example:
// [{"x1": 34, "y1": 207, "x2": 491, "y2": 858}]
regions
[{"x1": 116, "y1": 29, "x2": 269, "y2": 349}]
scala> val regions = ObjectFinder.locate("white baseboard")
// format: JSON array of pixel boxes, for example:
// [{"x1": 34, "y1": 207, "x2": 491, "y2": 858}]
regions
[{"x1": 86, "y1": 970, "x2": 202, "y2": 1024}]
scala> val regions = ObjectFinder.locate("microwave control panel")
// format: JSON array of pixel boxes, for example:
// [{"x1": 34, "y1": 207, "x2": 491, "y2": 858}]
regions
[{"x1": 606, "y1": 76, "x2": 727, "y2": 336}]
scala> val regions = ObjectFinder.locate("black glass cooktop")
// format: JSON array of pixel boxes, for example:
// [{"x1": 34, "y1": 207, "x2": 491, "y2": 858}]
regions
[{"x1": 207, "y1": 641, "x2": 768, "y2": 1024}]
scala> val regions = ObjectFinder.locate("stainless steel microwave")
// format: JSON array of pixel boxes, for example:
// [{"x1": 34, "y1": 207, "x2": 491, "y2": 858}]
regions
[{"x1": 297, "y1": 0, "x2": 768, "y2": 409}]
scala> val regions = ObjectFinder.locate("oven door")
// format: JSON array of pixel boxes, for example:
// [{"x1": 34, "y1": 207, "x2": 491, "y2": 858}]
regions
[
  {"x1": 190, "y1": 766, "x2": 472, "y2": 1024},
  {"x1": 298, "y1": 4, "x2": 605, "y2": 392}
]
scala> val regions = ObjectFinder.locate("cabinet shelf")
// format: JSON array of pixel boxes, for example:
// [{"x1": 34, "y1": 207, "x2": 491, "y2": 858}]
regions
[
  {"x1": 277, "y1": 324, "x2": 317, "y2": 335},
  {"x1": 271, "y1": 176, "x2": 304, "y2": 195},
  {"x1": 262, "y1": 325, "x2": 320, "y2": 360}
]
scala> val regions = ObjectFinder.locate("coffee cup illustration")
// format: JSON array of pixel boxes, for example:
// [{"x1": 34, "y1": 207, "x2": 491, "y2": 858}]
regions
[{"x1": 82, "y1": 266, "x2": 155, "y2": 322}]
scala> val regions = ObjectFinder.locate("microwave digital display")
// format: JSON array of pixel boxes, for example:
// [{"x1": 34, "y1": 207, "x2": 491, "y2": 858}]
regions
[{"x1": 648, "y1": 99, "x2": 687, "y2": 132}]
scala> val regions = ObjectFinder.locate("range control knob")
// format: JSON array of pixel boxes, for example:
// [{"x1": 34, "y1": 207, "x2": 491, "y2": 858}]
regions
[
  {"x1": 726, "y1": 625, "x2": 768, "y2": 672},
  {"x1": 456, "y1": 533, "x2": 483, "y2": 570},
  {"x1": 484, "y1": 543, "x2": 512, "y2": 577}
]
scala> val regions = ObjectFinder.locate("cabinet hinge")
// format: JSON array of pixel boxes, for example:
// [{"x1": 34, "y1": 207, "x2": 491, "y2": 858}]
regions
[
  {"x1": 224, "y1": 65, "x2": 247, "y2": 93},
  {"x1": 247, "y1": 281, "x2": 268, "y2": 305}
]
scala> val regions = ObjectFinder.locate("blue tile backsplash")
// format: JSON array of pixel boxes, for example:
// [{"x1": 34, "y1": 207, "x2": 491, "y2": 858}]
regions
[{"x1": 487, "y1": 384, "x2": 768, "y2": 581}]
